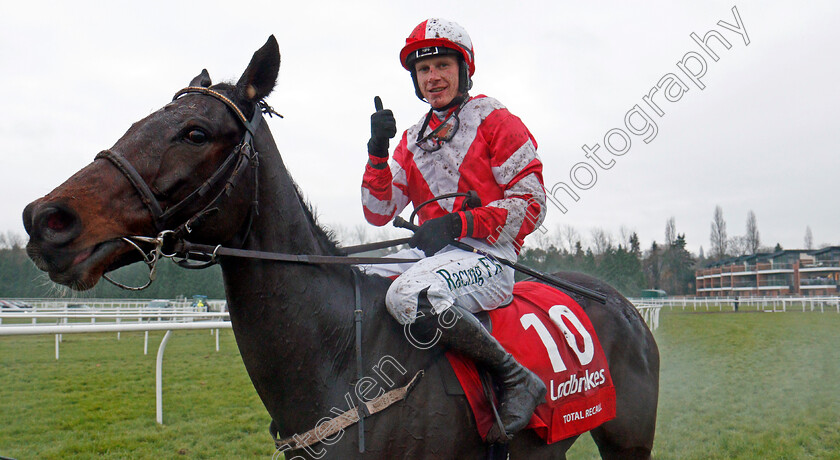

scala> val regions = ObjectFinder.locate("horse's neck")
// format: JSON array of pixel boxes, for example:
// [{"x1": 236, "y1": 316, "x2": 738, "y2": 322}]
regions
[
  {"x1": 222, "y1": 136, "x2": 352, "y2": 331},
  {"x1": 218, "y1": 137, "x2": 361, "y2": 427},
  {"x1": 230, "y1": 128, "x2": 341, "y2": 269}
]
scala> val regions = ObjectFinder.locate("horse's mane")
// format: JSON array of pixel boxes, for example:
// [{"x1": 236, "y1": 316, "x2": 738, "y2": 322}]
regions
[{"x1": 291, "y1": 182, "x2": 343, "y2": 256}]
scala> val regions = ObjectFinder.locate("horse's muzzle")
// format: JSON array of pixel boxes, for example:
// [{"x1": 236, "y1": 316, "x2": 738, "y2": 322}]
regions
[{"x1": 23, "y1": 200, "x2": 83, "y2": 248}]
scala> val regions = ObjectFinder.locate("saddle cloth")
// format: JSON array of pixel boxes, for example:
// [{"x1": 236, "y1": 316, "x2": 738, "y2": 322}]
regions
[{"x1": 445, "y1": 281, "x2": 616, "y2": 443}]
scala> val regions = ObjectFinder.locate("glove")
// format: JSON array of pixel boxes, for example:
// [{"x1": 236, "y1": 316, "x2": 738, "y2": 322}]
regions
[
  {"x1": 368, "y1": 96, "x2": 397, "y2": 158},
  {"x1": 409, "y1": 213, "x2": 463, "y2": 257}
]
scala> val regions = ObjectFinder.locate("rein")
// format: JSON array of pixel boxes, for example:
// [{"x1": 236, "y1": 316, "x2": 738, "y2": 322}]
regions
[{"x1": 174, "y1": 240, "x2": 420, "y2": 266}]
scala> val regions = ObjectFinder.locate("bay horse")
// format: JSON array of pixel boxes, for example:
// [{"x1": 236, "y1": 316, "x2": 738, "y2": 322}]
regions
[{"x1": 22, "y1": 36, "x2": 658, "y2": 459}]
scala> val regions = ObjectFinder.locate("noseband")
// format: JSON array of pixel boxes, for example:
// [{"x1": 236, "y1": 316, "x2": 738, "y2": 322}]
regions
[{"x1": 95, "y1": 86, "x2": 275, "y2": 289}]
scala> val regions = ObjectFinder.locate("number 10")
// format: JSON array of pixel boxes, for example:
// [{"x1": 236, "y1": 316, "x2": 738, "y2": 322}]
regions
[{"x1": 520, "y1": 305, "x2": 594, "y2": 373}]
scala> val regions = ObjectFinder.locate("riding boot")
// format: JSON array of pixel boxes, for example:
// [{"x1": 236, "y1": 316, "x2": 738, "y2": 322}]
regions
[{"x1": 413, "y1": 295, "x2": 546, "y2": 443}]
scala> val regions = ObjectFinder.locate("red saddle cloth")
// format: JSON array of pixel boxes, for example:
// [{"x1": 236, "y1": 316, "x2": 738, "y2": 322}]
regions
[{"x1": 445, "y1": 281, "x2": 616, "y2": 444}]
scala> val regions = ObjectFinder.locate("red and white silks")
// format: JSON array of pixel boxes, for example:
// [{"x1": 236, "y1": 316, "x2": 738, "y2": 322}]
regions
[
  {"x1": 360, "y1": 95, "x2": 546, "y2": 322},
  {"x1": 362, "y1": 95, "x2": 546, "y2": 252}
]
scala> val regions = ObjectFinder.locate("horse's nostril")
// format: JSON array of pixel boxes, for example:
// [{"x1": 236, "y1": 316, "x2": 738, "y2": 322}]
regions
[
  {"x1": 32, "y1": 204, "x2": 82, "y2": 246},
  {"x1": 47, "y1": 210, "x2": 72, "y2": 232}
]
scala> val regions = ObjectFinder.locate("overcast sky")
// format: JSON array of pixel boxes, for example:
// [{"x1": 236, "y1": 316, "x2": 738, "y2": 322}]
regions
[{"x1": 2, "y1": 0, "x2": 837, "y2": 254}]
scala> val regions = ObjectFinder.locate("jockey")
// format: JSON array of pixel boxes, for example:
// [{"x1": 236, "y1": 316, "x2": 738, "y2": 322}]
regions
[{"x1": 360, "y1": 18, "x2": 547, "y2": 443}]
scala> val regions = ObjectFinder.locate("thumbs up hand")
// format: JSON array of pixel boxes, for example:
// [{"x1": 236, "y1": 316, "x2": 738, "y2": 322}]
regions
[{"x1": 368, "y1": 96, "x2": 396, "y2": 158}]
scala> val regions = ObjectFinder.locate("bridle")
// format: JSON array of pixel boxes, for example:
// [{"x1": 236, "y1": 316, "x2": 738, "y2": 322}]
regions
[
  {"x1": 97, "y1": 86, "x2": 268, "y2": 236},
  {"x1": 96, "y1": 85, "x2": 418, "y2": 291},
  {"x1": 95, "y1": 86, "x2": 273, "y2": 289}
]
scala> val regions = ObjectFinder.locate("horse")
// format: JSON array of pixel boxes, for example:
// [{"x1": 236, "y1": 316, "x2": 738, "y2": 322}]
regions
[{"x1": 22, "y1": 36, "x2": 659, "y2": 459}]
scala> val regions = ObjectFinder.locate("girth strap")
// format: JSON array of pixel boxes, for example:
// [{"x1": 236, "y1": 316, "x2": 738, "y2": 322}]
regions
[{"x1": 273, "y1": 371, "x2": 424, "y2": 454}]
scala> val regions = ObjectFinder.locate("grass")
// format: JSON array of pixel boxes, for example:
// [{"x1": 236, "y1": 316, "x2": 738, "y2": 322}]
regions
[
  {"x1": 2, "y1": 311, "x2": 840, "y2": 459},
  {"x1": 567, "y1": 310, "x2": 840, "y2": 459},
  {"x1": 0, "y1": 330, "x2": 270, "y2": 459}
]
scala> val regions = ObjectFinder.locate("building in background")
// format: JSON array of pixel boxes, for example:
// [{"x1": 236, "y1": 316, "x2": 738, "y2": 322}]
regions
[{"x1": 695, "y1": 247, "x2": 840, "y2": 297}]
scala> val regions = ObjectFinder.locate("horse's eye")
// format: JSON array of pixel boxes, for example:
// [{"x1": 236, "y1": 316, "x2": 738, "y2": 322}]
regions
[{"x1": 185, "y1": 128, "x2": 208, "y2": 145}]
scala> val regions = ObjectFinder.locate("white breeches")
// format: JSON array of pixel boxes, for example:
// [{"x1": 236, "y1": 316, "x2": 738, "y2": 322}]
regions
[{"x1": 360, "y1": 238, "x2": 517, "y2": 325}]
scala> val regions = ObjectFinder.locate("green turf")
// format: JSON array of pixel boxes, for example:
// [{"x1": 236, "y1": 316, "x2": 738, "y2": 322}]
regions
[
  {"x1": 0, "y1": 330, "x2": 270, "y2": 459},
  {"x1": 567, "y1": 310, "x2": 840, "y2": 459},
  {"x1": 2, "y1": 311, "x2": 840, "y2": 459}
]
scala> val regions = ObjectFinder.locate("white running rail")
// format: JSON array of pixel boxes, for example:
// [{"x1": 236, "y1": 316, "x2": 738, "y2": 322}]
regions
[{"x1": 0, "y1": 303, "x2": 231, "y2": 425}]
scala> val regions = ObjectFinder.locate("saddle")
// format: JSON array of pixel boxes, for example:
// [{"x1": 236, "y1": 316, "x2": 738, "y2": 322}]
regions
[{"x1": 442, "y1": 281, "x2": 617, "y2": 443}]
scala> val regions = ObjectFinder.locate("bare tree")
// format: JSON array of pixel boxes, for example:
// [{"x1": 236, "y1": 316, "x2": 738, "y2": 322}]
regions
[
  {"x1": 804, "y1": 226, "x2": 814, "y2": 250},
  {"x1": 619, "y1": 225, "x2": 633, "y2": 249},
  {"x1": 590, "y1": 228, "x2": 613, "y2": 255},
  {"x1": 526, "y1": 229, "x2": 554, "y2": 250},
  {"x1": 664, "y1": 217, "x2": 676, "y2": 246},
  {"x1": 729, "y1": 235, "x2": 750, "y2": 257},
  {"x1": 745, "y1": 210, "x2": 760, "y2": 254},
  {"x1": 710, "y1": 205, "x2": 728, "y2": 260},
  {"x1": 559, "y1": 224, "x2": 580, "y2": 254}
]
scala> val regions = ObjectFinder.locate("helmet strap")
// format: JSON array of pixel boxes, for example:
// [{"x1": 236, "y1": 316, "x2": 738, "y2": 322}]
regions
[
  {"x1": 458, "y1": 58, "x2": 473, "y2": 94},
  {"x1": 435, "y1": 92, "x2": 469, "y2": 112}
]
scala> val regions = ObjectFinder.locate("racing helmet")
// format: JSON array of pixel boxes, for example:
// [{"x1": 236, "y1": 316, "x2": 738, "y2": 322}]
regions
[{"x1": 400, "y1": 18, "x2": 474, "y2": 101}]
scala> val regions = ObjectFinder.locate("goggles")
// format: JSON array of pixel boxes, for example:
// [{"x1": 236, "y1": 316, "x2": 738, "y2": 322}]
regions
[{"x1": 415, "y1": 99, "x2": 467, "y2": 152}]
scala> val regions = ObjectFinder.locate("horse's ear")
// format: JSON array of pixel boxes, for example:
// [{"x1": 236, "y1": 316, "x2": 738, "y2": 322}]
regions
[
  {"x1": 190, "y1": 69, "x2": 212, "y2": 88},
  {"x1": 236, "y1": 35, "x2": 280, "y2": 102}
]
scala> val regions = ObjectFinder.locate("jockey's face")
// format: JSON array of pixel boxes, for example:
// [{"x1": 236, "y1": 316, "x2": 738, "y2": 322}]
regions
[{"x1": 415, "y1": 55, "x2": 460, "y2": 109}]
